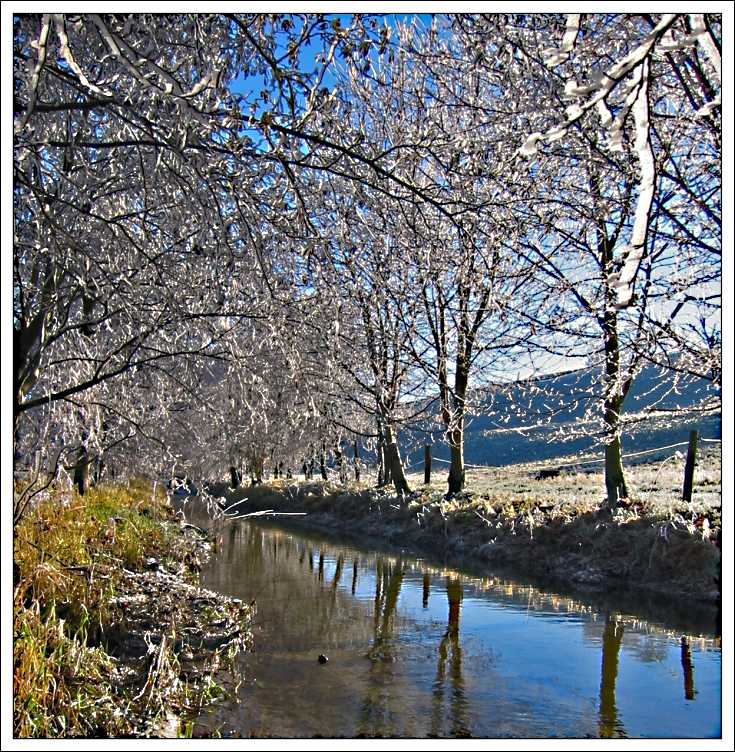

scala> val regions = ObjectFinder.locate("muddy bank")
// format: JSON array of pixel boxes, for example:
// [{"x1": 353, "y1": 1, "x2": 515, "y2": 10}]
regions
[
  {"x1": 97, "y1": 525, "x2": 254, "y2": 736},
  {"x1": 216, "y1": 480, "x2": 721, "y2": 607}
]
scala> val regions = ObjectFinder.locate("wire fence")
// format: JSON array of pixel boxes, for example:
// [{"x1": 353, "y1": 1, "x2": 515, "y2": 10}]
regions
[{"x1": 408, "y1": 437, "x2": 720, "y2": 473}]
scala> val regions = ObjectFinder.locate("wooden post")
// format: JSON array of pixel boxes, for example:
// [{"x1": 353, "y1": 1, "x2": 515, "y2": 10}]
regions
[
  {"x1": 424, "y1": 444, "x2": 432, "y2": 485},
  {"x1": 353, "y1": 440, "x2": 361, "y2": 482},
  {"x1": 682, "y1": 430, "x2": 698, "y2": 502}
]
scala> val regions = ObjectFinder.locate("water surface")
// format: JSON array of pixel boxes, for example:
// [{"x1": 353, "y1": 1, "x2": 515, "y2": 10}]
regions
[{"x1": 189, "y1": 513, "x2": 721, "y2": 739}]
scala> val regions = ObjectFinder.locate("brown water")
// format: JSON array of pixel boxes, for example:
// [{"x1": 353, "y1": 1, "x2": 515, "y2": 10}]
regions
[{"x1": 187, "y1": 511, "x2": 721, "y2": 739}]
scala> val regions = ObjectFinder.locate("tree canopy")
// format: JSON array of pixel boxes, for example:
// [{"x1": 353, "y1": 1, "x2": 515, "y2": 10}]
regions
[{"x1": 10, "y1": 12, "x2": 723, "y2": 514}]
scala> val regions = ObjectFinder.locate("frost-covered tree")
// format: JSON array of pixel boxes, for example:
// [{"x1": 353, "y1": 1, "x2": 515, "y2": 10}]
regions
[
  {"x1": 12, "y1": 12, "x2": 721, "y2": 519},
  {"x1": 454, "y1": 13, "x2": 721, "y2": 507},
  {"x1": 12, "y1": 13, "x2": 389, "y2": 511},
  {"x1": 334, "y1": 17, "x2": 546, "y2": 496}
]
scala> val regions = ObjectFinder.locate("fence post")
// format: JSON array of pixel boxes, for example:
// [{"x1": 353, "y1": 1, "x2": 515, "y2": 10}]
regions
[
  {"x1": 682, "y1": 430, "x2": 698, "y2": 502},
  {"x1": 424, "y1": 444, "x2": 432, "y2": 485}
]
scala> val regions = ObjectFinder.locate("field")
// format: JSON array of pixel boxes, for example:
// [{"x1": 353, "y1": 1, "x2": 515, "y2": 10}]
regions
[{"x1": 407, "y1": 443, "x2": 722, "y2": 520}]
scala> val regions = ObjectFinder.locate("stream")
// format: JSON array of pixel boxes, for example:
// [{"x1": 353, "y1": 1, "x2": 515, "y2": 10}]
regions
[{"x1": 181, "y1": 504, "x2": 721, "y2": 739}]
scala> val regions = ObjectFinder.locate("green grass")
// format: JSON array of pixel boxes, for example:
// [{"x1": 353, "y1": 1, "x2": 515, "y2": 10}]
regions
[{"x1": 13, "y1": 478, "x2": 236, "y2": 738}]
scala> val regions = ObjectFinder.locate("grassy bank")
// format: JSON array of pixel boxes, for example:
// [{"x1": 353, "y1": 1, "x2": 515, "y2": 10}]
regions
[
  {"x1": 220, "y1": 447, "x2": 721, "y2": 605},
  {"x1": 13, "y1": 479, "x2": 253, "y2": 738}
]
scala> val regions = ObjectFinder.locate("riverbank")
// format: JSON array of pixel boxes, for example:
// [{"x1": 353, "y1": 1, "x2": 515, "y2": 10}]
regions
[
  {"x1": 13, "y1": 479, "x2": 253, "y2": 738},
  {"x1": 218, "y1": 448, "x2": 721, "y2": 606}
]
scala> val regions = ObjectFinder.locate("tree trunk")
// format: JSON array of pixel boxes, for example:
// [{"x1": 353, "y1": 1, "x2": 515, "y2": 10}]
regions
[
  {"x1": 92, "y1": 456, "x2": 104, "y2": 487},
  {"x1": 385, "y1": 424, "x2": 411, "y2": 496},
  {"x1": 602, "y1": 306, "x2": 628, "y2": 509},
  {"x1": 445, "y1": 349, "x2": 469, "y2": 497},
  {"x1": 73, "y1": 446, "x2": 89, "y2": 496},
  {"x1": 334, "y1": 443, "x2": 346, "y2": 484},
  {"x1": 447, "y1": 426, "x2": 465, "y2": 498},
  {"x1": 353, "y1": 440, "x2": 361, "y2": 482},
  {"x1": 595, "y1": 201, "x2": 631, "y2": 511},
  {"x1": 424, "y1": 444, "x2": 432, "y2": 485},
  {"x1": 446, "y1": 363, "x2": 468, "y2": 498},
  {"x1": 230, "y1": 466, "x2": 240, "y2": 489},
  {"x1": 377, "y1": 423, "x2": 392, "y2": 487},
  {"x1": 604, "y1": 428, "x2": 627, "y2": 508},
  {"x1": 319, "y1": 443, "x2": 328, "y2": 481},
  {"x1": 380, "y1": 442, "x2": 392, "y2": 487}
]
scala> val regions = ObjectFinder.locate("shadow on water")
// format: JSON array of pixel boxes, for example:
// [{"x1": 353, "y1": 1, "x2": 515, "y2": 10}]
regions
[{"x1": 181, "y1": 503, "x2": 720, "y2": 739}]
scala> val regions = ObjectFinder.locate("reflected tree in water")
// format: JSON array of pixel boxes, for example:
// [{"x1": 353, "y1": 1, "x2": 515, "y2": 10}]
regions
[
  {"x1": 423, "y1": 573, "x2": 431, "y2": 609},
  {"x1": 357, "y1": 558, "x2": 407, "y2": 737},
  {"x1": 331, "y1": 555, "x2": 344, "y2": 591},
  {"x1": 681, "y1": 637, "x2": 696, "y2": 701},
  {"x1": 227, "y1": 524, "x2": 238, "y2": 563},
  {"x1": 598, "y1": 613, "x2": 626, "y2": 738},
  {"x1": 430, "y1": 577, "x2": 470, "y2": 737}
]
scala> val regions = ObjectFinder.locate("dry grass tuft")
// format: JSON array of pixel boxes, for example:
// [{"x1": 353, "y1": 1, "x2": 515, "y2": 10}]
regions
[{"x1": 13, "y1": 479, "x2": 251, "y2": 738}]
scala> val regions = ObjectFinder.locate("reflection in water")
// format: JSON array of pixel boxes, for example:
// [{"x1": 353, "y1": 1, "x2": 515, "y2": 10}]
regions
[
  {"x1": 599, "y1": 613, "x2": 626, "y2": 739},
  {"x1": 358, "y1": 559, "x2": 406, "y2": 737},
  {"x1": 431, "y1": 577, "x2": 469, "y2": 737},
  {"x1": 332, "y1": 555, "x2": 344, "y2": 591},
  {"x1": 227, "y1": 525, "x2": 237, "y2": 562},
  {"x1": 181, "y1": 507, "x2": 721, "y2": 740},
  {"x1": 681, "y1": 637, "x2": 696, "y2": 701}
]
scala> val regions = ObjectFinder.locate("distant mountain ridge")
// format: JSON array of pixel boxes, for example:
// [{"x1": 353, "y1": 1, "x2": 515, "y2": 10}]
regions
[{"x1": 404, "y1": 365, "x2": 721, "y2": 469}]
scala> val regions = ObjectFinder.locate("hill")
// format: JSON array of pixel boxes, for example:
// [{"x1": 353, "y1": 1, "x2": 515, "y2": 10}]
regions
[{"x1": 403, "y1": 365, "x2": 721, "y2": 469}]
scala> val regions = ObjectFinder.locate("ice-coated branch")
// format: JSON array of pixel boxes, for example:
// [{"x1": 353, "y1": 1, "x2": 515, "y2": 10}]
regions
[
  {"x1": 53, "y1": 15, "x2": 114, "y2": 99},
  {"x1": 609, "y1": 59, "x2": 655, "y2": 309},
  {"x1": 541, "y1": 14, "x2": 580, "y2": 67},
  {"x1": 17, "y1": 15, "x2": 52, "y2": 131},
  {"x1": 517, "y1": 14, "x2": 677, "y2": 158}
]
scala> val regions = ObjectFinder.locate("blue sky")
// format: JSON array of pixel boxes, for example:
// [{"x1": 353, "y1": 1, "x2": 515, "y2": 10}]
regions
[{"x1": 230, "y1": 13, "x2": 434, "y2": 109}]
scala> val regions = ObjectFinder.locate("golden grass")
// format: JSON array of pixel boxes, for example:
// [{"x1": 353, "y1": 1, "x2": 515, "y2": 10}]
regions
[{"x1": 12, "y1": 479, "x2": 212, "y2": 738}]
